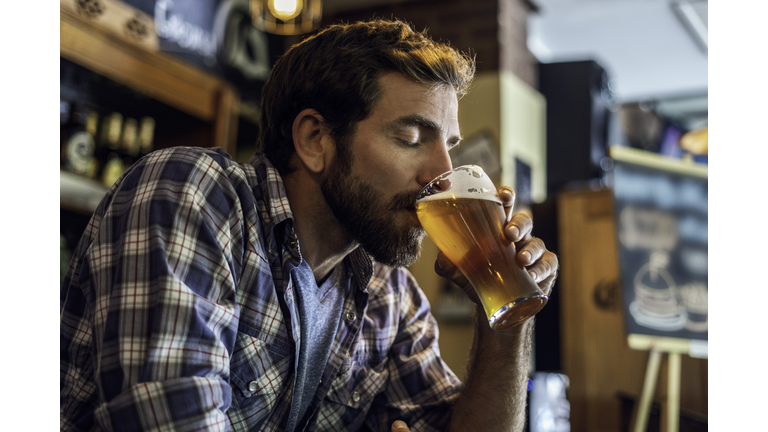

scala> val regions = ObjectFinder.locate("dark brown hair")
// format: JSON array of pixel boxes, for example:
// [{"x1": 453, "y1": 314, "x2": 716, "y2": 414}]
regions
[{"x1": 258, "y1": 19, "x2": 476, "y2": 175}]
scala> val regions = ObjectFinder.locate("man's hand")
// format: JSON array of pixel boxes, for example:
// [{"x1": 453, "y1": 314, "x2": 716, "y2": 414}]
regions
[
  {"x1": 434, "y1": 185, "x2": 559, "y2": 301},
  {"x1": 391, "y1": 420, "x2": 410, "y2": 432}
]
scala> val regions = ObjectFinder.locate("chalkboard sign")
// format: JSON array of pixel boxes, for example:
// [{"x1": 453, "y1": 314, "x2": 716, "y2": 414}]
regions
[{"x1": 610, "y1": 147, "x2": 707, "y2": 341}]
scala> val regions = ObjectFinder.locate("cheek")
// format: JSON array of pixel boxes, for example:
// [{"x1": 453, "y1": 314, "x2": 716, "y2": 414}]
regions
[
  {"x1": 373, "y1": 157, "x2": 419, "y2": 195},
  {"x1": 355, "y1": 149, "x2": 413, "y2": 187}
]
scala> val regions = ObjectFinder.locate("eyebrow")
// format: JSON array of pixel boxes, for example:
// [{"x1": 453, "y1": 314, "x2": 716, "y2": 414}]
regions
[{"x1": 387, "y1": 114, "x2": 463, "y2": 145}]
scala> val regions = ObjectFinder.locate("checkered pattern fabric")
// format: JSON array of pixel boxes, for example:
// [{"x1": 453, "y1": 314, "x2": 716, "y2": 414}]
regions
[{"x1": 61, "y1": 147, "x2": 461, "y2": 431}]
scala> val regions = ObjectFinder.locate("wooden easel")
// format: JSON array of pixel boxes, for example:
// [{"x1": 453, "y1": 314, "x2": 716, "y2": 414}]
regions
[{"x1": 628, "y1": 334, "x2": 707, "y2": 432}]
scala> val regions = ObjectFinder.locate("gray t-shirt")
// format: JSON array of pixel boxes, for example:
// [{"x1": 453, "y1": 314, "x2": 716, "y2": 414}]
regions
[{"x1": 285, "y1": 260, "x2": 346, "y2": 431}]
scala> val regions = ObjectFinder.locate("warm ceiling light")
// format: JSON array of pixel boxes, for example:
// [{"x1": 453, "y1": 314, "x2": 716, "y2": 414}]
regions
[
  {"x1": 269, "y1": 0, "x2": 302, "y2": 21},
  {"x1": 251, "y1": 0, "x2": 322, "y2": 35}
]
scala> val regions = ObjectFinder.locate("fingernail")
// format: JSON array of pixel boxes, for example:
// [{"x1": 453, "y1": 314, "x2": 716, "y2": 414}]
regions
[
  {"x1": 507, "y1": 225, "x2": 520, "y2": 240},
  {"x1": 393, "y1": 420, "x2": 408, "y2": 429},
  {"x1": 529, "y1": 271, "x2": 537, "y2": 282},
  {"x1": 521, "y1": 250, "x2": 531, "y2": 262}
]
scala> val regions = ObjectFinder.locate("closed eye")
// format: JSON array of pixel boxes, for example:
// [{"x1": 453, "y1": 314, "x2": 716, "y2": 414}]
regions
[
  {"x1": 398, "y1": 138, "x2": 420, "y2": 147},
  {"x1": 447, "y1": 138, "x2": 462, "y2": 152}
]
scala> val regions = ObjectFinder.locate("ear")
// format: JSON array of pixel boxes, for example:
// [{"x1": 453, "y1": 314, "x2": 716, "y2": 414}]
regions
[{"x1": 292, "y1": 108, "x2": 333, "y2": 174}]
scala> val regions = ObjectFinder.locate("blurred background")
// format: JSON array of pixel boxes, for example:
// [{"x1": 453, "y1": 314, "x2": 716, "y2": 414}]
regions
[{"x1": 59, "y1": 0, "x2": 709, "y2": 430}]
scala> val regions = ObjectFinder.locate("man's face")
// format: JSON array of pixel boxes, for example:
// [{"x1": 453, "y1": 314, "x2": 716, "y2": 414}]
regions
[{"x1": 321, "y1": 72, "x2": 461, "y2": 267}]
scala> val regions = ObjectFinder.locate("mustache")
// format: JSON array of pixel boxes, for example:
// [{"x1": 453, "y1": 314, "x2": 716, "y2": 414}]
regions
[{"x1": 389, "y1": 188, "x2": 424, "y2": 211}]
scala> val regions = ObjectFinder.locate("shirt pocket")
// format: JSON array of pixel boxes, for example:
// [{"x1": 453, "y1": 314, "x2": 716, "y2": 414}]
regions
[
  {"x1": 229, "y1": 328, "x2": 293, "y2": 426},
  {"x1": 323, "y1": 355, "x2": 390, "y2": 424}
]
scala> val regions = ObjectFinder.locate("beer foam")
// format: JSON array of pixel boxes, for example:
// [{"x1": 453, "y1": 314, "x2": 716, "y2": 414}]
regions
[
  {"x1": 416, "y1": 188, "x2": 503, "y2": 204},
  {"x1": 416, "y1": 166, "x2": 502, "y2": 204}
]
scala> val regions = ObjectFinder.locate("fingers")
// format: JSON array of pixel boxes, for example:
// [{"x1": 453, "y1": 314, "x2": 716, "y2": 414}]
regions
[
  {"x1": 502, "y1": 211, "x2": 560, "y2": 294},
  {"x1": 498, "y1": 186, "x2": 516, "y2": 221},
  {"x1": 504, "y1": 212, "x2": 533, "y2": 243},
  {"x1": 526, "y1": 249, "x2": 558, "y2": 285},
  {"x1": 392, "y1": 420, "x2": 411, "y2": 432},
  {"x1": 518, "y1": 240, "x2": 559, "y2": 295},
  {"x1": 537, "y1": 259, "x2": 559, "y2": 296}
]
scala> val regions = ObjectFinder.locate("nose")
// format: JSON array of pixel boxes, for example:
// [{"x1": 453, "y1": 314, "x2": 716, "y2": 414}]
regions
[{"x1": 416, "y1": 142, "x2": 453, "y2": 187}]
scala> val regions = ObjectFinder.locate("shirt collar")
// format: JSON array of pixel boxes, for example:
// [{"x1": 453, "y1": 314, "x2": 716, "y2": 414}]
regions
[
  {"x1": 345, "y1": 247, "x2": 375, "y2": 292},
  {"x1": 249, "y1": 152, "x2": 374, "y2": 291},
  {"x1": 249, "y1": 152, "x2": 295, "y2": 231}
]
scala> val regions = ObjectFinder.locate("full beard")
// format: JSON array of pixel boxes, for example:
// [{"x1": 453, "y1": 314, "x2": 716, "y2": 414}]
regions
[{"x1": 320, "y1": 158, "x2": 426, "y2": 268}]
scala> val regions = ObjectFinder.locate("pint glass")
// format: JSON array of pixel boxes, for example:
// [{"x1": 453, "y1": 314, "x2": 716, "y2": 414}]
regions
[{"x1": 415, "y1": 165, "x2": 548, "y2": 330}]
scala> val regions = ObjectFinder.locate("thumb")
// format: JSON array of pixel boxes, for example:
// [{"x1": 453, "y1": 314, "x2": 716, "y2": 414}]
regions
[
  {"x1": 435, "y1": 252, "x2": 479, "y2": 304},
  {"x1": 498, "y1": 186, "x2": 515, "y2": 221},
  {"x1": 391, "y1": 420, "x2": 411, "y2": 432}
]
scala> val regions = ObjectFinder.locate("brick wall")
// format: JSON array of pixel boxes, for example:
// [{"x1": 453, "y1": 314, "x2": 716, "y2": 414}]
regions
[
  {"x1": 320, "y1": 0, "x2": 538, "y2": 88},
  {"x1": 499, "y1": 0, "x2": 539, "y2": 88}
]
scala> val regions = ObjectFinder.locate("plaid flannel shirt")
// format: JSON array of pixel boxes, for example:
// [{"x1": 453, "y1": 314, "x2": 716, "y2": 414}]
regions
[{"x1": 60, "y1": 147, "x2": 462, "y2": 432}]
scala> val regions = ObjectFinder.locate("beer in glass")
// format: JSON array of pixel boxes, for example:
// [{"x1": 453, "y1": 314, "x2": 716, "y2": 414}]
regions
[{"x1": 415, "y1": 165, "x2": 547, "y2": 330}]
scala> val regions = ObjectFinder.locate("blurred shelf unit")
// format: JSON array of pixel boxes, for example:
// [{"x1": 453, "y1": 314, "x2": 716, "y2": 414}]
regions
[{"x1": 60, "y1": 0, "x2": 251, "y2": 214}]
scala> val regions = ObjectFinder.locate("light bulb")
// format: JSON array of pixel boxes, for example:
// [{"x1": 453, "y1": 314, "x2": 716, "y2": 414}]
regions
[{"x1": 268, "y1": 0, "x2": 302, "y2": 21}]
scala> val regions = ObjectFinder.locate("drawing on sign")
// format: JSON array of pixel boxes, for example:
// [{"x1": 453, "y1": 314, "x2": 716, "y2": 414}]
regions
[
  {"x1": 628, "y1": 252, "x2": 686, "y2": 331},
  {"x1": 678, "y1": 281, "x2": 708, "y2": 332},
  {"x1": 619, "y1": 207, "x2": 677, "y2": 250},
  {"x1": 618, "y1": 206, "x2": 709, "y2": 333}
]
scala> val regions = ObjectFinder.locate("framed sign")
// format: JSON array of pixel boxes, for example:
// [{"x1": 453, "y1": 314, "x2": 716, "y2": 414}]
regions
[{"x1": 610, "y1": 146, "x2": 707, "y2": 342}]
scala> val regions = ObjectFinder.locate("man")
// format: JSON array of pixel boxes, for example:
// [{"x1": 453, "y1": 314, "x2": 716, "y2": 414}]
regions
[{"x1": 61, "y1": 19, "x2": 558, "y2": 432}]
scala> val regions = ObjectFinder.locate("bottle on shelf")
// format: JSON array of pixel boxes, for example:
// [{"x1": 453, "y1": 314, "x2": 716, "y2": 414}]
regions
[
  {"x1": 103, "y1": 112, "x2": 124, "y2": 153},
  {"x1": 62, "y1": 103, "x2": 99, "y2": 178},
  {"x1": 139, "y1": 117, "x2": 156, "y2": 156},
  {"x1": 100, "y1": 112, "x2": 127, "y2": 187},
  {"x1": 121, "y1": 117, "x2": 140, "y2": 163}
]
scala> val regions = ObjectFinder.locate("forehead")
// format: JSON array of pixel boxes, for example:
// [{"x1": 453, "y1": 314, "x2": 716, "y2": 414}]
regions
[{"x1": 369, "y1": 72, "x2": 460, "y2": 134}]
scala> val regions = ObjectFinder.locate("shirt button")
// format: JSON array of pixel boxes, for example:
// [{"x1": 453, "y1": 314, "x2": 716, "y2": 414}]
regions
[
  {"x1": 248, "y1": 381, "x2": 258, "y2": 392},
  {"x1": 344, "y1": 311, "x2": 356, "y2": 323},
  {"x1": 351, "y1": 391, "x2": 361, "y2": 403}
]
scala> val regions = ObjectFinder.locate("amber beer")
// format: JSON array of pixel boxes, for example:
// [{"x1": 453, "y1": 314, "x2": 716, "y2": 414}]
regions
[{"x1": 416, "y1": 195, "x2": 547, "y2": 329}]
